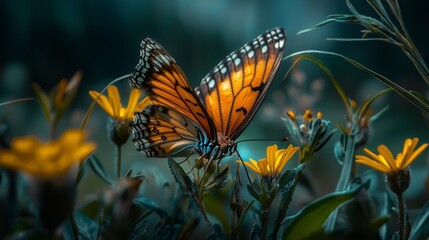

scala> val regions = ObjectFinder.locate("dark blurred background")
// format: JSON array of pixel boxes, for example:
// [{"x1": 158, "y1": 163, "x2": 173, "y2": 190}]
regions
[{"x1": 1, "y1": 0, "x2": 428, "y2": 207}]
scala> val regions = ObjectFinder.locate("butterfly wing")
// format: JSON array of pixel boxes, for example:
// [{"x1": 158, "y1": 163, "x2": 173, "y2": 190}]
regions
[
  {"x1": 129, "y1": 38, "x2": 216, "y2": 140},
  {"x1": 133, "y1": 104, "x2": 207, "y2": 157},
  {"x1": 195, "y1": 28, "x2": 286, "y2": 140}
]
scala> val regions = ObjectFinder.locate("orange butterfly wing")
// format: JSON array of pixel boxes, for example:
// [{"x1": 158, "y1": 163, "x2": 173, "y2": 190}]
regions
[
  {"x1": 195, "y1": 28, "x2": 286, "y2": 140},
  {"x1": 129, "y1": 39, "x2": 216, "y2": 140},
  {"x1": 133, "y1": 105, "x2": 204, "y2": 157}
]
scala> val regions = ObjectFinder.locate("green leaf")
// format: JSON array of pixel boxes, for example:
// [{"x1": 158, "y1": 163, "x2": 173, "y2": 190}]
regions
[
  {"x1": 133, "y1": 196, "x2": 169, "y2": 219},
  {"x1": 282, "y1": 180, "x2": 370, "y2": 239},
  {"x1": 203, "y1": 167, "x2": 229, "y2": 197},
  {"x1": 358, "y1": 88, "x2": 391, "y2": 119},
  {"x1": 409, "y1": 200, "x2": 429, "y2": 240},
  {"x1": 75, "y1": 160, "x2": 88, "y2": 185},
  {"x1": 88, "y1": 155, "x2": 114, "y2": 186},
  {"x1": 247, "y1": 183, "x2": 260, "y2": 201},
  {"x1": 168, "y1": 158, "x2": 196, "y2": 198},
  {"x1": 78, "y1": 195, "x2": 102, "y2": 220},
  {"x1": 62, "y1": 211, "x2": 98, "y2": 240}
]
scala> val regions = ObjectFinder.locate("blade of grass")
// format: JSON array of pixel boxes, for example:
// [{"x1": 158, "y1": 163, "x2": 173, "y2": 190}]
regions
[{"x1": 287, "y1": 50, "x2": 429, "y2": 113}]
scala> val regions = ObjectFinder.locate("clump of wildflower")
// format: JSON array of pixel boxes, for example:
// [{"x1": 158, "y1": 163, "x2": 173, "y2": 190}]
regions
[
  {"x1": 355, "y1": 138, "x2": 428, "y2": 194},
  {"x1": 282, "y1": 109, "x2": 332, "y2": 163},
  {"x1": 242, "y1": 144, "x2": 299, "y2": 180},
  {"x1": 0, "y1": 129, "x2": 95, "y2": 179}
]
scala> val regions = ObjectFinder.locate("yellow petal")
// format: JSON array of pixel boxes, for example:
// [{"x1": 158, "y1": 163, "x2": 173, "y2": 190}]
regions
[
  {"x1": 303, "y1": 109, "x2": 312, "y2": 121},
  {"x1": 377, "y1": 145, "x2": 396, "y2": 171},
  {"x1": 356, "y1": 157, "x2": 390, "y2": 173},
  {"x1": 399, "y1": 142, "x2": 428, "y2": 170},
  {"x1": 287, "y1": 111, "x2": 296, "y2": 121},
  {"x1": 257, "y1": 159, "x2": 269, "y2": 176},
  {"x1": 244, "y1": 159, "x2": 261, "y2": 175},
  {"x1": 61, "y1": 129, "x2": 85, "y2": 146},
  {"x1": 89, "y1": 90, "x2": 115, "y2": 117},
  {"x1": 135, "y1": 96, "x2": 151, "y2": 112},
  {"x1": 107, "y1": 85, "x2": 122, "y2": 118},
  {"x1": 275, "y1": 145, "x2": 298, "y2": 173},
  {"x1": 72, "y1": 143, "x2": 96, "y2": 163},
  {"x1": 35, "y1": 143, "x2": 61, "y2": 163},
  {"x1": 266, "y1": 144, "x2": 277, "y2": 172},
  {"x1": 398, "y1": 138, "x2": 417, "y2": 168},
  {"x1": 124, "y1": 88, "x2": 142, "y2": 120},
  {"x1": 0, "y1": 151, "x2": 21, "y2": 169}
]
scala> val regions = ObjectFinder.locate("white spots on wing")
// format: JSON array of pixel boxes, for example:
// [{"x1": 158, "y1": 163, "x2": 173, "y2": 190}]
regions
[
  {"x1": 278, "y1": 33, "x2": 284, "y2": 39},
  {"x1": 208, "y1": 79, "x2": 215, "y2": 88},
  {"x1": 245, "y1": 45, "x2": 251, "y2": 51},
  {"x1": 153, "y1": 66, "x2": 159, "y2": 72},
  {"x1": 262, "y1": 45, "x2": 268, "y2": 53},
  {"x1": 274, "y1": 39, "x2": 285, "y2": 49},
  {"x1": 232, "y1": 53, "x2": 237, "y2": 59},
  {"x1": 155, "y1": 54, "x2": 172, "y2": 66},
  {"x1": 248, "y1": 50, "x2": 254, "y2": 58},
  {"x1": 234, "y1": 58, "x2": 241, "y2": 66},
  {"x1": 221, "y1": 67, "x2": 227, "y2": 74}
]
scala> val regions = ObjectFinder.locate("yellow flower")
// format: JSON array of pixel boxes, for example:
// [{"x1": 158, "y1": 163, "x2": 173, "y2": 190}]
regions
[
  {"x1": 0, "y1": 129, "x2": 96, "y2": 178},
  {"x1": 242, "y1": 144, "x2": 299, "y2": 178},
  {"x1": 355, "y1": 138, "x2": 428, "y2": 173},
  {"x1": 89, "y1": 85, "x2": 151, "y2": 122}
]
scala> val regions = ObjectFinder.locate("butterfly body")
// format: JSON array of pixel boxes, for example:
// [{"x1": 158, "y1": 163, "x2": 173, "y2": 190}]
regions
[{"x1": 130, "y1": 28, "x2": 286, "y2": 159}]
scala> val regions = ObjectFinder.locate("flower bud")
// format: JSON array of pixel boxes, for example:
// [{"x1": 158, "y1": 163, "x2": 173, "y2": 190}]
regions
[
  {"x1": 107, "y1": 118, "x2": 132, "y2": 146},
  {"x1": 386, "y1": 168, "x2": 410, "y2": 194}
]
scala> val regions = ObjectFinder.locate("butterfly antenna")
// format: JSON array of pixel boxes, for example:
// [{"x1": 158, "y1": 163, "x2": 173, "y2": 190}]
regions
[
  {"x1": 235, "y1": 137, "x2": 289, "y2": 144},
  {"x1": 235, "y1": 150, "x2": 255, "y2": 189}
]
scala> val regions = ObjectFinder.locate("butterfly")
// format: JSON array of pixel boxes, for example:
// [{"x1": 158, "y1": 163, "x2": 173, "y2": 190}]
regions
[{"x1": 129, "y1": 28, "x2": 286, "y2": 160}]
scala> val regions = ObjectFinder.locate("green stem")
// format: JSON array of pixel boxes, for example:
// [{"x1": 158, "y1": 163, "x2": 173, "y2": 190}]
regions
[
  {"x1": 325, "y1": 125, "x2": 357, "y2": 231},
  {"x1": 116, "y1": 144, "x2": 122, "y2": 179},
  {"x1": 397, "y1": 192, "x2": 405, "y2": 240},
  {"x1": 196, "y1": 197, "x2": 214, "y2": 232},
  {"x1": 260, "y1": 197, "x2": 274, "y2": 240},
  {"x1": 272, "y1": 164, "x2": 306, "y2": 239}
]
